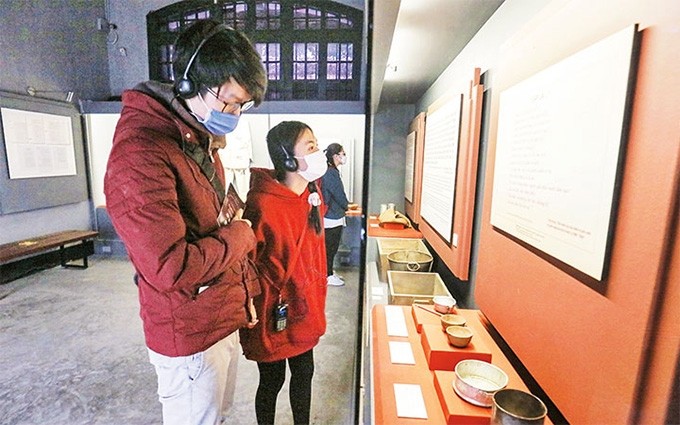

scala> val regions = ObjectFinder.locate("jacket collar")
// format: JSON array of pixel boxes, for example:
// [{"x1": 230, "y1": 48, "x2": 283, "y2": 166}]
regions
[{"x1": 130, "y1": 81, "x2": 226, "y2": 150}]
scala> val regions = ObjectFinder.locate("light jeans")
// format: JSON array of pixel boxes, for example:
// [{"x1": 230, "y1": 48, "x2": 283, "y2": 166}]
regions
[{"x1": 148, "y1": 332, "x2": 240, "y2": 425}]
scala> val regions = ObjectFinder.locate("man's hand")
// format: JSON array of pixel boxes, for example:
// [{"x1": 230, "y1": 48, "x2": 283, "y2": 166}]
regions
[
  {"x1": 246, "y1": 297, "x2": 258, "y2": 328},
  {"x1": 231, "y1": 208, "x2": 252, "y2": 227}
]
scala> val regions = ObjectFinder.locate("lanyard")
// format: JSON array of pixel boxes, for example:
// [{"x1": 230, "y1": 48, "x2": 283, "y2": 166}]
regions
[{"x1": 275, "y1": 222, "x2": 309, "y2": 293}]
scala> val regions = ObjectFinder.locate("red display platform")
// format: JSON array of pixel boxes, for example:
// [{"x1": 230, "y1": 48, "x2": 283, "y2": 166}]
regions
[
  {"x1": 371, "y1": 304, "x2": 553, "y2": 425},
  {"x1": 411, "y1": 304, "x2": 444, "y2": 332},
  {"x1": 367, "y1": 215, "x2": 423, "y2": 238},
  {"x1": 434, "y1": 370, "x2": 492, "y2": 425},
  {"x1": 420, "y1": 324, "x2": 492, "y2": 370},
  {"x1": 372, "y1": 305, "x2": 447, "y2": 424},
  {"x1": 412, "y1": 305, "x2": 489, "y2": 335}
]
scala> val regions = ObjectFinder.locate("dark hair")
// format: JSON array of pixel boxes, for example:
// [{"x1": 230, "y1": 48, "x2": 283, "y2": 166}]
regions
[
  {"x1": 267, "y1": 121, "x2": 311, "y2": 180},
  {"x1": 324, "y1": 143, "x2": 344, "y2": 169},
  {"x1": 266, "y1": 121, "x2": 321, "y2": 234},
  {"x1": 173, "y1": 20, "x2": 267, "y2": 105}
]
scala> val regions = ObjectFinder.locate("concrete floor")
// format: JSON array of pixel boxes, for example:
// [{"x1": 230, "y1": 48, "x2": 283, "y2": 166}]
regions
[{"x1": 0, "y1": 256, "x2": 361, "y2": 425}]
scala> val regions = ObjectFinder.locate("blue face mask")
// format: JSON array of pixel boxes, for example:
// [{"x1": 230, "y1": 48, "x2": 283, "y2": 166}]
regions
[
  {"x1": 196, "y1": 93, "x2": 240, "y2": 135},
  {"x1": 198, "y1": 109, "x2": 240, "y2": 135}
]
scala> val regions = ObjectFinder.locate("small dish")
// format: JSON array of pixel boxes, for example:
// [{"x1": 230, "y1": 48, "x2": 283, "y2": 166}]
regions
[
  {"x1": 440, "y1": 313, "x2": 467, "y2": 330},
  {"x1": 446, "y1": 325, "x2": 473, "y2": 348}
]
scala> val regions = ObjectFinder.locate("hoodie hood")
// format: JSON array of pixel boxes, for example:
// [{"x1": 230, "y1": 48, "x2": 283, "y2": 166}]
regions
[
  {"x1": 249, "y1": 167, "x2": 309, "y2": 200},
  {"x1": 117, "y1": 81, "x2": 226, "y2": 150}
]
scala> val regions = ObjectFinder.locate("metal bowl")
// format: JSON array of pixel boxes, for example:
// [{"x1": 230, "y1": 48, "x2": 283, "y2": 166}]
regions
[
  {"x1": 433, "y1": 295, "x2": 456, "y2": 313},
  {"x1": 492, "y1": 389, "x2": 547, "y2": 424},
  {"x1": 453, "y1": 359, "x2": 509, "y2": 407},
  {"x1": 387, "y1": 250, "x2": 433, "y2": 272}
]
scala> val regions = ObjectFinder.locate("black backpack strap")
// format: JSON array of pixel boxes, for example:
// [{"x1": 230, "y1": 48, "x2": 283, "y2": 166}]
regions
[{"x1": 182, "y1": 141, "x2": 225, "y2": 206}]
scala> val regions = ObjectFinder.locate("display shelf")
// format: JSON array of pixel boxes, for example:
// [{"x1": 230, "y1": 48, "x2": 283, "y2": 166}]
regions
[
  {"x1": 370, "y1": 304, "x2": 553, "y2": 424},
  {"x1": 371, "y1": 305, "x2": 447, "y2": 424}
]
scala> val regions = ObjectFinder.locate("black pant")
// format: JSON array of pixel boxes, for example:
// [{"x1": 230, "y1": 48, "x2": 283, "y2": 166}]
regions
[
  {"x1": 324, "y1": 225, "x2": 343, "y2": 276},
  {"x1": 255, "y1": 349, "x2": 315, "y2": 425}
]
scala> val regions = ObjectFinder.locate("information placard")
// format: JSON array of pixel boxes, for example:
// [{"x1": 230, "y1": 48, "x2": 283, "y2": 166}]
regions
[
  {"x1": 2, "y1": 108, "x2": 76, "y2": 179},
  {"x1": 490, "y1": 25, "x2": 637, "y2": 280},
  {"x1": 420, "y1": 95, "x2": 462, "y2": 243},
  {"x1": 404, "y1": 131, "x2": 416, "y2": 203}
]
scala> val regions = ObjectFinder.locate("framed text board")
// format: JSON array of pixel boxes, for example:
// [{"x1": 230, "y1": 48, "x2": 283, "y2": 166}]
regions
[
  {"x1": 0, "y1": 92, "x2": 87, "y2": 214},
  {"x1": 2, "y1": 108, "x2": 76, "y2": 179},
  {"x1": 490, "y1": 25, "x2": 638, "y2": 281},
  {"x1": 419, "y1": 95, "x2": 462, "y2": 244},
  {"x1": 404, "y1": 131, "x2": 416, "y2": 203}
]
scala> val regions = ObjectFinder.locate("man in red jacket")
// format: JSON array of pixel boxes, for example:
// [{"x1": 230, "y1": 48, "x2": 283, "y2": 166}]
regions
[{"x1": 104, "y1": 20, "x2": 266, "y2": 425}]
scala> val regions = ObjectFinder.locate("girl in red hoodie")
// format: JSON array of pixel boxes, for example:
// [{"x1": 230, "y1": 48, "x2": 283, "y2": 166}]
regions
[{"x1": 241, "y1": 121, "x2": 328, "y2": 424}]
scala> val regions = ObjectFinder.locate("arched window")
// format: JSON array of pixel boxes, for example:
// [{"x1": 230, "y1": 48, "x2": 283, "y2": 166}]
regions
[{"x1": 147, "y1": 0, "x2": 363, "y2": 101}]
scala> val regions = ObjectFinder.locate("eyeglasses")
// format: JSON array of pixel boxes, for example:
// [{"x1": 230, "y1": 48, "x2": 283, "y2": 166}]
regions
[{"x1": 204, "y1": 87, "x2": 254, "y2": 114}]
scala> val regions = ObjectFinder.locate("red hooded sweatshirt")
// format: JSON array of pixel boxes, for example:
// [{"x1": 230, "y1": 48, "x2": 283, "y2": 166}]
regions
[{"x1": 240, "y1": 168, "x2": 328, "y2": 362}]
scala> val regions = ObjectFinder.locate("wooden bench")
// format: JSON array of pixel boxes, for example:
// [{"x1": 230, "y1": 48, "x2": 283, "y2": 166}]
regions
[{"x1": 0, "y1": 230, "x2": 99, "y2": 277}]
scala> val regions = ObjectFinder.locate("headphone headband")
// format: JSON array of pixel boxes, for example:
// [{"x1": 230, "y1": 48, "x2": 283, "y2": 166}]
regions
[{"x1": 174, "y1": 24, "x2": 228, "y2": 99}]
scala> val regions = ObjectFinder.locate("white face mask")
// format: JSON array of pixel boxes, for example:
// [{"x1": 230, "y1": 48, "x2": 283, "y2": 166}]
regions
[
  {"x1": 338, "y1": 154, "x2": 347, "y2": 165},
  {"x1": 295, "y1": 150, "x2": 328, "y2": 182}
]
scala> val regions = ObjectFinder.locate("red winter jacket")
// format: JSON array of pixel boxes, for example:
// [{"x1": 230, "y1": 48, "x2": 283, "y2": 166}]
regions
[
  {"x1": 240, "y1": 168, "x2": 328, "y2": 362},
  {"x1": 104, "y1": 81, "x2": 260, "y2": 357}
]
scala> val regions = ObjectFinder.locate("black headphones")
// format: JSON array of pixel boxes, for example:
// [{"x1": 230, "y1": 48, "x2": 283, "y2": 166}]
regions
[
  {"x1": 174, "y1": 25, "x2": 227, "y2": 99},
  {"x1": 280, "y1": 145, "x2": 298, "y2": 172}
]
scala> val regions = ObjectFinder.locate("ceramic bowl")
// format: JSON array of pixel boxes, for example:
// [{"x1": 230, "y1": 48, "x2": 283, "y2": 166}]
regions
[
  {"x1": 433, "y1": 296, "x2": 456, "y2": 313},
  {"x1": 453, "y1": 359, "x2": 508, "y2": 407},
  {"x1": 445, "y1": 325, "x2": 473, "y2": 347},
  {"x1": 440, "y1": 313, "x2": 467, "y2": 330}
]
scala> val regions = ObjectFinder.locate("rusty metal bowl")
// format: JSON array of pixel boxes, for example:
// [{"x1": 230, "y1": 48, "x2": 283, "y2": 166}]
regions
[{"x1": 453, "y1": 359, "x2": 509, "y2": 407}]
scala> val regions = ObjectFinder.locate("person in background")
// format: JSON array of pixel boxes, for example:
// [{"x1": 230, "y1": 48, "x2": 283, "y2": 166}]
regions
[
  {"x1": 321, "y1": 143, "x2": 350, "y2": 287},
  {"x1": 241, "y1": 121, "x2": 328, "y2": 425},
  {"x1": 104, "y1": 19, "x2": 266, "y2": 425}
]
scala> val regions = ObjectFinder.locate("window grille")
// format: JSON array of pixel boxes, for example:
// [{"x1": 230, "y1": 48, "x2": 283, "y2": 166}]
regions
[
  {"x1": 326, "y1": 42, "x2": 352, "y2": 80},
  {"x1": 293, "y1": 43, "x2": 319, "y2": 80},
  {"x1": 293, "y1": 5, "x2": 322, "y2": 30},
  {"x1": 256, "y1": 1, "x2": 281, "y2": 30},
  {"x1": 256, "y1": 42, "x2": 282, "y2": 80},
  {"x1": 223, "y1": 1, "x2": 248, "y2": 30}
]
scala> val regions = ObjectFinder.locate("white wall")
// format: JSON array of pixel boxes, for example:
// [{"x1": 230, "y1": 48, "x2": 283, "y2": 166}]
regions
[
  {"x1": 417, "y1": 0, "x2": 548, "y2": 113},
  {"x1": 85, "y1": 114, "x2": 119, "y2": 207}
]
